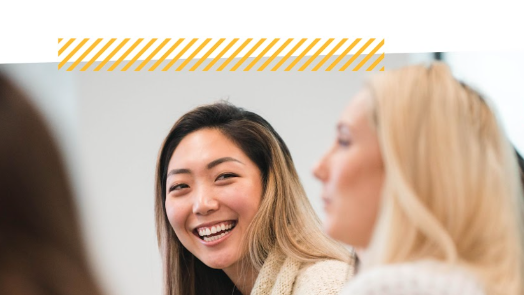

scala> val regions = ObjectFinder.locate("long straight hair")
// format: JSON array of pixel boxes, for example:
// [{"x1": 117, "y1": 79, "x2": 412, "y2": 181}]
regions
[
  {"x1": 366, "y1": 63, "x2": 524, "y2": 295},
  {"x1": 155, "y1": 102, "x2": 351, "y2": 295}
]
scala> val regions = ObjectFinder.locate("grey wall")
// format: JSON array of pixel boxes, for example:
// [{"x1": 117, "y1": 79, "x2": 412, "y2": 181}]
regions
[{"x1": 2, "y1": 54, "x2": 412, "y2": 295}]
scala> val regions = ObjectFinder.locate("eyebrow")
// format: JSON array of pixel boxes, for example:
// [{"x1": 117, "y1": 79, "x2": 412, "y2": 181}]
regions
[
  {"x1": 166, "y1": 168, "x2": 191, "y2": 178},
  {"x1": 166, "y1": 157, "x2": 243, "y2": 178},
  {"x1": 207, "y1": 157, "x2": 243, "y2": 169}
]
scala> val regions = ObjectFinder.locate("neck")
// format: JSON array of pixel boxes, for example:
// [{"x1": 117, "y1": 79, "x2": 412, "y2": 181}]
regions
[
  {"x1": 223, "y1": 260, "x2": 258, "y2": 295},
  {"x1": 355, "y1": 247, "x2": 370, "y2": 273}
]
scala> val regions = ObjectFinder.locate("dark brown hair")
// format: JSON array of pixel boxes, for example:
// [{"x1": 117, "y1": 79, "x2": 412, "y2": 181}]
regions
[
  {"x1": 517, "y1": 149, "x2": 524, "y2": 187},
  {"x1": 0, "y1": 74, "x2": 102, "y2": 295}
]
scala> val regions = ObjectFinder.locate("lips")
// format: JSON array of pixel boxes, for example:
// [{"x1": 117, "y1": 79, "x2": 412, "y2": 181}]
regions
[{"x1": 193, "y1": 220, "x2": 237, "y2": 242}]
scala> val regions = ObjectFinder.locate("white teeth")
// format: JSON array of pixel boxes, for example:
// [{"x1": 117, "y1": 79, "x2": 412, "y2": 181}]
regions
[
  {"x1": 197, "y1": 222, "x2": 236, "y2": 238},
  {"x1": 203, "y1": 230, "x2": 230, "y2": 242}
]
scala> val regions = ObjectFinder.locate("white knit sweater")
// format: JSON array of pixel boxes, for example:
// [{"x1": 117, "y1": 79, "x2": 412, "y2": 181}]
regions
[
  {"x1": 250, "y1": 249, "x2": 354, "y2": 295},
  {"x1": 340, "y1": 261, "x2": 485, "y2": 295}
]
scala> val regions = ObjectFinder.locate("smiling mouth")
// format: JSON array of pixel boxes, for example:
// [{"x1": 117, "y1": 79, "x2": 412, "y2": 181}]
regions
[{"x1": 194, "y1": 221, "x2": 237, "y2": 242}]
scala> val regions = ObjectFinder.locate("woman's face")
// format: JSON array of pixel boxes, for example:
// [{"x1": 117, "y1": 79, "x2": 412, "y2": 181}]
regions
[
  {"x1": 314, "y1": 90, "x2": 385, "y2": 248},
  {"x1": 165, "y1": 128, "x2": 262, "y2": 271}
]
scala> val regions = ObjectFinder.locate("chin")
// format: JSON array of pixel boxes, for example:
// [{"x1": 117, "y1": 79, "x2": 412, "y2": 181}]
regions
[
  {"x1": 200, "y1": 253, "x2": 237, "y2": 270},
  {"x1": 204, "y1": 261, "x2": 232, "y2": 270},
  {"x1": 206, "y1": 260, "x2": 232, "y2": 270}
]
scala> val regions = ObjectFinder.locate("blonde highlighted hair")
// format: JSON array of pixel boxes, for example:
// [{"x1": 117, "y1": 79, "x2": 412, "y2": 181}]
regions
[
  {"x1": 365, "y1": 63, "x2": 524, "y2": 295},
  {"x1": 155, "y1": 102, "x2": 351, "y2": 295}
]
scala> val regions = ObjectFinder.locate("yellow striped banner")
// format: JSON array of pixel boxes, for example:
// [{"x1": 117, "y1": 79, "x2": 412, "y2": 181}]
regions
[{"x1": 58, "y1": 38, "x2": 385, "y2": 72}]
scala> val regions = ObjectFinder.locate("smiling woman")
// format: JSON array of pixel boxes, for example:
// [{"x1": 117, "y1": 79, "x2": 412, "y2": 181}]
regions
[
  {"x1": 155, "y1": 102, "x2": 354, "y2": 295},
  {"x1": 165, "y1": 128, "x2": 263, "y2": 278}
]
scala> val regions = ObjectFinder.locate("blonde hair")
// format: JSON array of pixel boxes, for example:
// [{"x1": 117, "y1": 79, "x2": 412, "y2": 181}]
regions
[
  {"x1": 365, "y1": 63, "x2": 524, "y2": 295},
  {"x1": 155, "y1": 102, "x2": 351, "y2": 295}
]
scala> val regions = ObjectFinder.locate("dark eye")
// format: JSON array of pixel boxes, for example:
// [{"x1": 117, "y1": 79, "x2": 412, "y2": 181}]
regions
[
  {"x1": 216, "y1": 173, "x2": 238, "y2": 181},
  {"x1": 337, "y1": 137, "x2": 351, "y2": 147},
  {"x1": 168, "y1": 183, "x2": 189, "y2": 193}
]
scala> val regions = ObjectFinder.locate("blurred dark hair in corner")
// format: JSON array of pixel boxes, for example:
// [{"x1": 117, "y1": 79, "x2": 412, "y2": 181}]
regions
[
  {"x1": 517, "y1": 149, "x2": 524, "y2": 188},
  {"x1": 0, "y1": 74, "x2": 103, "y2": 295}
]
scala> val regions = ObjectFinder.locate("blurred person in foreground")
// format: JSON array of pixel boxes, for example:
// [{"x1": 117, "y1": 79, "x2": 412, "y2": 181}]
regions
[
  {"x1": 314, "y1": 63, "x2": 524, "y2": 295},
  {"x1": 0, "y1": 74, "x2": 103, "y2": 295}
]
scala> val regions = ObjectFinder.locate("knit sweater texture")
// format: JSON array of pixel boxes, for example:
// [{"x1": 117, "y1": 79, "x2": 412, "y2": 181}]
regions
[
  {"x1": 250, "y1": 249, "x2": 353, "y2": 295},
  {"x1": 340, "y1": 261, "x2": 485, "y2": 295}
]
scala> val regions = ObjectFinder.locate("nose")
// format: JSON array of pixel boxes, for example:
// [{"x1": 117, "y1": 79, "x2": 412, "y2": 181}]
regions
[
  {"x1": 313, "y1": 153, "x2": 329, "y2": 182},
  {"x1": 192, "y1": 186, "x2": 219, "y2": 215}
]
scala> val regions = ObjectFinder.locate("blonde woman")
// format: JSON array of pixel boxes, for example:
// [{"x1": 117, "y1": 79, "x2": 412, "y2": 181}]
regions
[
  {"x1": 314, "y1": 63, "x2": 524, "y2": 295},
  {"x1": 155, "y1": 102, "x2": 354, "y2": 295}
]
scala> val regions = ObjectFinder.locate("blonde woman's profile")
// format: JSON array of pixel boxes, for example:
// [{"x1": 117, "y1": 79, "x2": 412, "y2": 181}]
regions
[{"x1": 314, "y1": 63, "x2": 524, "y2": 295}]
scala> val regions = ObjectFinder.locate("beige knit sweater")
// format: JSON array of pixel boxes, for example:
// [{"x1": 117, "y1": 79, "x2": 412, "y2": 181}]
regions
[{"x1": 250, "y1": 250, "x2": 353, "y2": 295}]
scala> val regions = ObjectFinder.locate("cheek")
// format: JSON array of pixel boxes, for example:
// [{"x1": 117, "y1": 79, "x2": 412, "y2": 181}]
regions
[
  {"x1": 220, "y1": 182, "x2": 261, "y2": 220},
  {"x1": 165, "y1": 198, "x2": 190, "y2": 232},
  {"x1": 331, "y1": 150, "x2": 382, "y2": 201},
  {"x1": 326, "y1": 187, "x2": 381, "y2": 247},
  {"x1": 327, "y1": 152, "x2": 384, "y2": 246},
  {"x1": 326, "y1": 158, "x2": 359, "y2": 198}
]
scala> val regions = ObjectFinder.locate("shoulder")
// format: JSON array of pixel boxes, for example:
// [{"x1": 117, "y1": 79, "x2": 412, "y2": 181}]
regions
[
  {"x1": 291, "y1": 259, "x2": 354, "y2": 295},
  {"x1": 339, "y1": 261, "x2": 485, "y2": 295}
]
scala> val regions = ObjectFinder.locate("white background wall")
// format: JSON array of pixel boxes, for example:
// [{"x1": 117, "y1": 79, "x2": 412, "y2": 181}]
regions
[
  {"x1": 1, "y1": 52, "x2": 522, "y2": 295},
  {"x1": 444, "y1": 52, "x2": 524, "y2": 155}
]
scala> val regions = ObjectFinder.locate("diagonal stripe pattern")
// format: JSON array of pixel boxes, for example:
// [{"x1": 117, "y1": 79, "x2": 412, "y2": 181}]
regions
[{"x1": 58, "y1": 38, "x2": 385, "y2": 71}]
